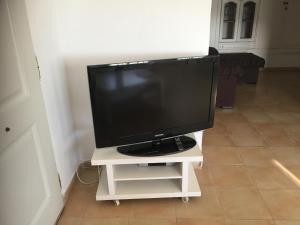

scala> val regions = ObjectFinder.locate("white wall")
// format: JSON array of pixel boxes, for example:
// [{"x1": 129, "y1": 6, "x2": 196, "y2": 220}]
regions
[
  {"x1": 210, "y1": 0, "x2": 300, "y2": 67},
  {"x1": 25, "y1": 0, "x2": 79, "y2": 194},
  {"x1": 55, "y1": 0, "x2": 212, "y2": 160}
]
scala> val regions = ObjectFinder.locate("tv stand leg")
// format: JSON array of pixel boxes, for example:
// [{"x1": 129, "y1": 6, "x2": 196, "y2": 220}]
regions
[{"x1": 114, "y1": 200, "x2": 120, "y2": 206}]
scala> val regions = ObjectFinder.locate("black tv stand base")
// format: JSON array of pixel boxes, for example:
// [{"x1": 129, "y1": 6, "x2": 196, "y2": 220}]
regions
[{"x1": 117, "y1": 135, "x2": 196, "y2": 157}]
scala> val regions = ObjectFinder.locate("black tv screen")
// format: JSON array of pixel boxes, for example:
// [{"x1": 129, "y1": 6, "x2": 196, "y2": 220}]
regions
[{"x1": 88, "y1": 56, "x2": 218, "y2": 148}]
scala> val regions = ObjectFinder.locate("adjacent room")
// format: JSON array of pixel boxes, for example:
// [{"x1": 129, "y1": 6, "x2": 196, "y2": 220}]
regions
[{"x1": 1, "y1": 0, "x2": 300, "y2": 225}]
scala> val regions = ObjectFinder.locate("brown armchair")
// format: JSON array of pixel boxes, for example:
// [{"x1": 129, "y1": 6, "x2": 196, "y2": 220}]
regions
[{"x1": 209, "y1": 47, "x2": 265, "y2": 108}]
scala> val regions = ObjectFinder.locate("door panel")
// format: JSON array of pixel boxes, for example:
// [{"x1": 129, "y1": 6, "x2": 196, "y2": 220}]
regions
[
  {"x1": 0, "y1": 99, "x2": 36, "y2": 151},
  {"x1": 0, "y1": 0, "x2": 28, "y2": 106},
  {"x1": 0, "y1": 0, "x2": 64, "y2": 224},
  {"x1": 0, "y1": 127, "x2": 47, "y2": 225}
]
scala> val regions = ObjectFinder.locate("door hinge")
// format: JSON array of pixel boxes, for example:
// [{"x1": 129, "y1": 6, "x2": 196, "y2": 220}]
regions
[
  {"x1": 35, "y1": 56, "x2": 41, "y2": 80},
  {"x1": 58, "y1": 173, "x2": 62, "y2": 189}
]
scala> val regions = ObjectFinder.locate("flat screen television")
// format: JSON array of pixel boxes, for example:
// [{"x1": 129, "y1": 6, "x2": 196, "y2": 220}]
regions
[{"x1": 88, "y1": 55, "x2": 218, "y2": 156}]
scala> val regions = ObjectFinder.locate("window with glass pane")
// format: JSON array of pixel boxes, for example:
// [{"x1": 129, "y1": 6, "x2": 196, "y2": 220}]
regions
[
  {"x1": 222, "y1": 2, "x2": 237, "y2": 39},
  {"x1": 240, "y1": 1, "x2": 256, "y2": 39}
]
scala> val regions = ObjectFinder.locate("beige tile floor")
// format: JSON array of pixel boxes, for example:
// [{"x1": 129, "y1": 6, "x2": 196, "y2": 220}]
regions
[{"x1": 58, "y1": 69, "x2": 300, "y2": 225}]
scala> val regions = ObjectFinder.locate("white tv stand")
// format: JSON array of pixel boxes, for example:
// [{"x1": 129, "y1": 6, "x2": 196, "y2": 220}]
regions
[{"x1": 91, "y1": 135, "x2": 203, "y2": 206}]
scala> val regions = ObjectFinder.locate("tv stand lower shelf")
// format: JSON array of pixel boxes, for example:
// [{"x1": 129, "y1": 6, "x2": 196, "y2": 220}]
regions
[{"x1": 91, "y1": 145, "x2": 203, "y2": 206}]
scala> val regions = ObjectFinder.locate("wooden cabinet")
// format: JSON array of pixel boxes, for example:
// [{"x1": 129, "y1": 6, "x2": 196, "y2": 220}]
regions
[{"x1": 219, "y1": 0, "x2": 260, "y2": 42}]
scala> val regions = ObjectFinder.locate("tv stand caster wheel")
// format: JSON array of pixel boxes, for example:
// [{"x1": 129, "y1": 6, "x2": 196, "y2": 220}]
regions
[
  {"x1": 199, "y1": 161, "x2": 203, "y2": 169},
  {"x1": 182, "y1": 197, "x2": 189, "y2": 203},
  {"x1": 114, "y1": 200, "x2": 120, "y2": 206}
]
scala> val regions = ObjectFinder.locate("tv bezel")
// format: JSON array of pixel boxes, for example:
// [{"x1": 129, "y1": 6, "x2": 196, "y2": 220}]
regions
[{"x1": 87, "y1": 55, "x2": 219, "y2": 148}]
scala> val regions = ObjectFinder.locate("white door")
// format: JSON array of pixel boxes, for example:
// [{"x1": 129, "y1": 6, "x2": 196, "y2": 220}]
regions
[
  {"x1": 0, "y1": 0, "x2": 64, "y2": 224},
  {"x1": 282, "y1": 0, "x2": 300, "y2": 49},
  {"x1": 268, "y1": 0, "x2": 285, "y2": 49}
]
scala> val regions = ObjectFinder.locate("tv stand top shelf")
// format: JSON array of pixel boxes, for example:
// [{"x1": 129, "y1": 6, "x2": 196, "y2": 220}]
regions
[{"x1": 91, "y1": 145, "x2": 202, "y2": 166}]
